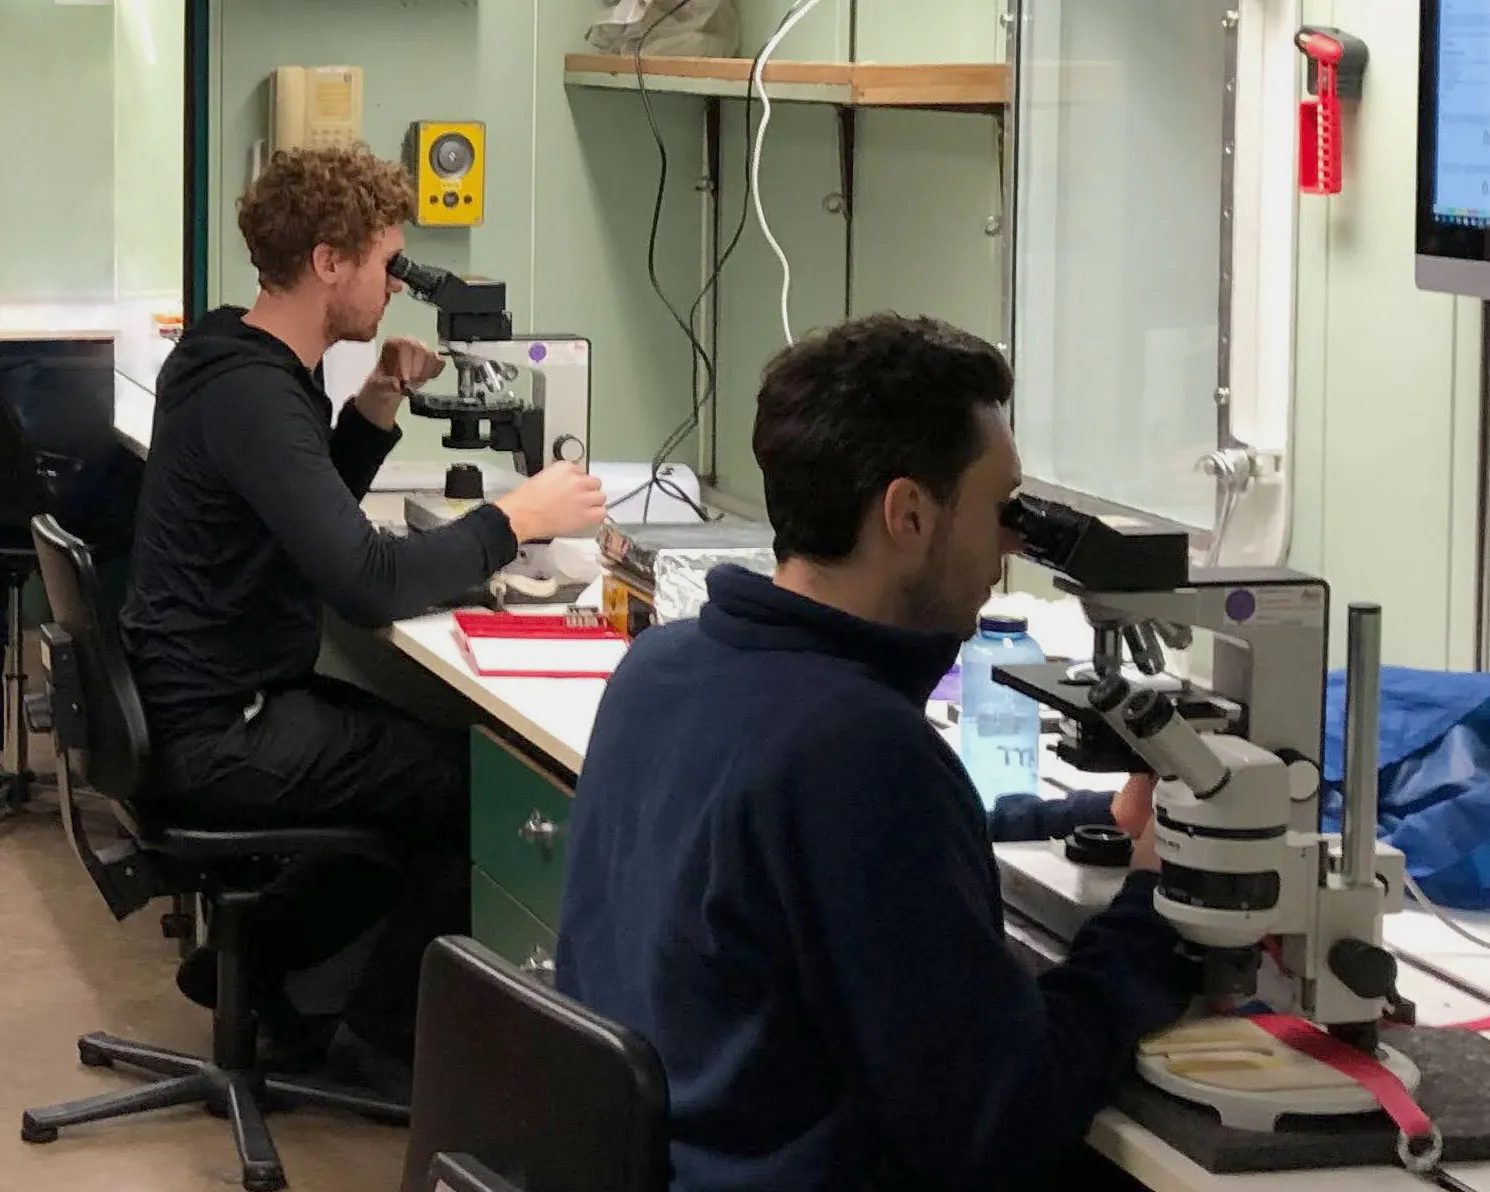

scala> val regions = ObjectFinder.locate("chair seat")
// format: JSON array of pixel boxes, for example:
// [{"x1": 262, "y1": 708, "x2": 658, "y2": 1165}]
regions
[{"x1": 143, "y1": 825, "x2": 394, "y2": 866}]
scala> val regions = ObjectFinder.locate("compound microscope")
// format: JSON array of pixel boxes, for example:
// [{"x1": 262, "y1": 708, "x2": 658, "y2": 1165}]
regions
[
  {"x1": 990, "y1": 493, "x2": 1427, "y2": 1145},
  {"x1": 387, "y1": 252, "x2": 595, "y2": 603}
]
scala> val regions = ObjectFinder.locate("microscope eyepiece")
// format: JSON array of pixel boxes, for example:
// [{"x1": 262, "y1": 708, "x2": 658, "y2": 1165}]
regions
[
  {"x1": 1000, "y1": 493, "x2": 1087, "y2": 570},
  {"x1": 1122, "y1": 688, "x2": 1174, "y2": 738},
  {"x1": 387, "y1": 251, "x2": 450, "y2": 302}
]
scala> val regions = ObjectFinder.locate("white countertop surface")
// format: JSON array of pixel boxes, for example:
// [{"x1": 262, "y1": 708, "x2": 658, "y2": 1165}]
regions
[{"x1": 386, "y1": 611, "x2": 601, "y2": 775}]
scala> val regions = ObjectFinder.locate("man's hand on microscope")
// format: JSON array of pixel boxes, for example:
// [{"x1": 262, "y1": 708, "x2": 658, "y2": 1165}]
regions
[
  {"x1": 497, "y1": 461, "x2": 608, "y2": 542},
  {"x1": 1113, "y1": 772, "x2": 1160, "y2": 872},
  {"x1": 355, "y1": 337, "x2": 447, "y2": 430}
]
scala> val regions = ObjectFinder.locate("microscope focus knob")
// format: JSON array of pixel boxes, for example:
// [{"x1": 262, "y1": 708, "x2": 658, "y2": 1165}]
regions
[
  {"x1": 445, "y1": 463, "x2": 485, "y2": 500},
  {"x1": 1328, "y1": 937, "x2": 1397, "y2": 1000},
  {"x1": 552, "y1": 434, "x2": 585, "y2": 464}
]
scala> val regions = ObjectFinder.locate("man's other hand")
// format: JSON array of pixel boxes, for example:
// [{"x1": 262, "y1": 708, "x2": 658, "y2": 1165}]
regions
[
  {"x1": 354, "y1": 337, "x2": 446, "y2": 429},
  {"x1": 496, "y1": 462, "x2": 607, "y2": 543},
  {"x1": 1111, "y1": 772, "x2": 1156, "y2": 838}
]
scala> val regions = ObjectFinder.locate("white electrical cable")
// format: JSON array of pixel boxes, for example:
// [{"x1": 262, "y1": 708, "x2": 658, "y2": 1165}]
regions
[
  {"x1": 750, "y1": 0, "x2": 829, "y2": 346},
  {"x1": 1403, "y1": 870, "x2": 1490, "y2": 954}
]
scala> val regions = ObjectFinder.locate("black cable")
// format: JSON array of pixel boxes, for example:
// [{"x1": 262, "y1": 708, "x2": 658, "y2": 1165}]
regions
[
  {"x1": 621, "y1": 0, "x2": 716, "y2": 522},
  {"x1": 612, "y1": 0, "x2": 790, "y2": 522}
]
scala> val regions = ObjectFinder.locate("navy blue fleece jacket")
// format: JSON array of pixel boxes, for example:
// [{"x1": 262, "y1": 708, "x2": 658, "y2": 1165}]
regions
[{"x1": 556, "y1": 566, "x2": 1193, "y2": 1192}]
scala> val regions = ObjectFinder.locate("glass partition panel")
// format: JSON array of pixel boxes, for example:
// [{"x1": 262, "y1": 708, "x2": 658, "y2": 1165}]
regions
[
  {"x1": 1012, "y1": 0, "x2": 1229, "y2": 529},
  {"x1": 114, "y1": 0, "x2": 186, "y2": 392}
]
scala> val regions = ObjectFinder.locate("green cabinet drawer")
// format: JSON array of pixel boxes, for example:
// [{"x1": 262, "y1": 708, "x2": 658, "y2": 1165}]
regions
[
  {"x1": 470, "y1": 725, "x2": 574, "y2": 928},
  {"x1": 471, "y1": 867, "x2": 558, "y2": 983}
]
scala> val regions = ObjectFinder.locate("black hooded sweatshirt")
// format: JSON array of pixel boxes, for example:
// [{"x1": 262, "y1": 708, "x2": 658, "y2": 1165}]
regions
[{"x1": 119, "y1": 307, "x2": 518, "y2": 742}]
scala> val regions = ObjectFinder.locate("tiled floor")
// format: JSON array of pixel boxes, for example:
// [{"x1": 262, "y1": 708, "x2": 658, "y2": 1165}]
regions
[{"x1": 0, "y1": 799, "x2": 408, "y2": 1192}]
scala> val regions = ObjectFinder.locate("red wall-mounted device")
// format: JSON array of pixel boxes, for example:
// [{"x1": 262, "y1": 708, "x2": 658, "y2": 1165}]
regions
[{"x1": 1295, "y1": 26, "x2": 1369, "y2": 196}]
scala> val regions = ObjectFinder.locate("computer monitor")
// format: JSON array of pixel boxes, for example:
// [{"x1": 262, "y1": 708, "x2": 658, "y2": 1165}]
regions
[{"x1": 1416, "y1": 0, "x2": 1490, "y2": 297}]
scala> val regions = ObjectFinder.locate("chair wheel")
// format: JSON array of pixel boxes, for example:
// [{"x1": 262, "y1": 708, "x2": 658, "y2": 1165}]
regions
[
  {"x1": 160, "y1": 911, "x2": 194, "y2": 940},
  {"x1": 77, "y1": 1040, "x2": 111, "y2": 1068},
  {"x1": 20, "y1": 1115, "x2": 57, "y2": 1144}
]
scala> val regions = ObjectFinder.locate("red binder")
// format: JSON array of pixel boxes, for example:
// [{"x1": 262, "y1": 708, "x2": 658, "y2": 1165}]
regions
[{"x1": 451, "y1": 610, "x2": 629, "y2": 680}]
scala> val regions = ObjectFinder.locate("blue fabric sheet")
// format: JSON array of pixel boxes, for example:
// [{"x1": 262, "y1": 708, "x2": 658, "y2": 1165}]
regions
[{"x1": 1320, "y1": 665, "x2": 1490, "y2": 910}]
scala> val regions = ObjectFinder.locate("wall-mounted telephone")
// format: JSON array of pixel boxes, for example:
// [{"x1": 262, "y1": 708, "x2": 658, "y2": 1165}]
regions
[{"x1": 269, "y1": 66, "x2": 364, "y2": 153}]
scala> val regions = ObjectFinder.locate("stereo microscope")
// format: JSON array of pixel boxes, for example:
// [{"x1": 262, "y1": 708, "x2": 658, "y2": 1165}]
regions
[{"x1": 991, "y1": 493, "x2": 1419, "y2": 1136}]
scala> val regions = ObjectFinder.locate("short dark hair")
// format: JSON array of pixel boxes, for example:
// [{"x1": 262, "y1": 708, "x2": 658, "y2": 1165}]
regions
[{"x1": 752, "y1": 313, "x2": 1013, "y2": 563}]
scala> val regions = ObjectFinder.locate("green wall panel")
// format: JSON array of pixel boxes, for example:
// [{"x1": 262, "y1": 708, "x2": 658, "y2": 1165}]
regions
[
  {"x1": 534, "y1": 1, "x2": 706, "y2": 463},
  {"x1": 0, "y1": 0, "x2": 114, "y2": 301},
  {"x1": 711, "y1": 101, "x2": 848, "y2": 506},
  {"x1": 741, "y1": 0, "x2": 850, "y2": 59},
  {"x1": 849, "y1": 110, "x2": 1000, "y2": 338},
  {"x1": 853, "y1": 1, "x2": 1003, "y2": 64},
  {"x1": 114, "y1": 0, "x2": 186, "y2": 302}
]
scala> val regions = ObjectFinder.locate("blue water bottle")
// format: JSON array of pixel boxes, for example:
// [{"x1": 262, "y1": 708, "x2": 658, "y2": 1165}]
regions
[{"x1": 959, "y1": 615, "x2": 1045, "y2": 811}]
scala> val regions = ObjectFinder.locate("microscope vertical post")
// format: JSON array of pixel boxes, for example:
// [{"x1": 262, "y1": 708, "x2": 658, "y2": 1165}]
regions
[{"x1": 1341, "y1": 603, "x2": 1382, "y2": 889}]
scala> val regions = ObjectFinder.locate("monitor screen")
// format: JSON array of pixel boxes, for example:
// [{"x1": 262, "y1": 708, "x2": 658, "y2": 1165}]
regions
[{"x1": 1417, "y1": 0, "x2": 1490, "y2": 297}]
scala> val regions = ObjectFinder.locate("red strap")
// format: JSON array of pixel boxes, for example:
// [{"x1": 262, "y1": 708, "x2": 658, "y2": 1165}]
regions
[
  {"x1": 1248, "y1": 1014, "x2": 1435, "y2": 1140},
  {"x1": 1443, "y1": 1014, "x2": 1490, "y2": 1033}
]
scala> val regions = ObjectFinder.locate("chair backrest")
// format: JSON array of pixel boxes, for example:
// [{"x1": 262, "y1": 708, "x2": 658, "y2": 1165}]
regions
[
  {"x1": 30, "y1": 513, "x2": 150, "y2": 807},
  {"x1": 425, "y1": 1153, "x2": 526, "y2": 1192},
  {"x1": 401, "y1": 937, "x2": 670, "y2": 1192},
  {"x1": 0, "y1": 376, "x2": 57, "y2": 529}
]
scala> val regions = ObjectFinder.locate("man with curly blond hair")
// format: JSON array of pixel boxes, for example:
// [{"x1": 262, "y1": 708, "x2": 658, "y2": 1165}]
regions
[{"x1": 119, "y1": 146, "x2": 605, "y2": 1096}]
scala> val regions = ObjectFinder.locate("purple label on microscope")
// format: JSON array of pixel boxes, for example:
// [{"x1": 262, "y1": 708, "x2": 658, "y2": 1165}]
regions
[{"x1": 1224, "y1": 589, "x2": 1257, "y2": 622}]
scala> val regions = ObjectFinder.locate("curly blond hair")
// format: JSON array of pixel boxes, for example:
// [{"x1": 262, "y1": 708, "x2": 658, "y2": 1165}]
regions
[{"x1": 237, "y1": 145, "x2": 416, "y2": 290}]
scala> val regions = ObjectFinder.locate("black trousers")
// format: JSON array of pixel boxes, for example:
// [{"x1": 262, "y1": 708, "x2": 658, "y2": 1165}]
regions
[{"x1": 149, "y1": 675, "x2": 471, "y2": 1062}]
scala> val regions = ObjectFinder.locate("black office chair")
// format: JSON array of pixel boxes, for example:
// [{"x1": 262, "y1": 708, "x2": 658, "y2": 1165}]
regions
[
  {"x1": 399, "y1": 935, "x2": 670, "y2": 1192},
  {"x1": 0, "y1": 392, "x2": 70, "y2": 811},
  {"x1": 426, "y1": 1152, "x2": 525, "y2": 1192},
  {"x1": 18, "y1": 514, "x2": 411, "y2": 1192}
]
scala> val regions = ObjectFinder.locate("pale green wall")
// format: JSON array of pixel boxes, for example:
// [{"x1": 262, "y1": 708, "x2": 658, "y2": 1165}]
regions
[
  {"x1": 203, "y1": 0, "x2": 1002, "y2": 480},
  {"x1": 1291, "y1": 0, "x2": 1482, "y2": 670},
  {"x1": 710, "y1": 104, "x2": 1003, "y2": 505},
  {"x1": 855, "y1": 1, "x2": 1002, "y2": 63},
  {"x1": 0, "y1": 0, "x2": 115, "y2": 301},
  {"x1": 115, "y1": 0, "x2": 186, "y2": 300},
  {"x1": 207, "y1": 0, "x2": 703, "y2": 465}
]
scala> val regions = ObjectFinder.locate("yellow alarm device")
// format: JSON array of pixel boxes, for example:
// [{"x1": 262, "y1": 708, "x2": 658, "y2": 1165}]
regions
[{"x1": 405, "y1": 121, "x2": 485, "y2": 228}]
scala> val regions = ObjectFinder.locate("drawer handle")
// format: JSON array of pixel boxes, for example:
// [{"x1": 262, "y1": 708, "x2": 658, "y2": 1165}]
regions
[
  {"x1": 521, "y1": 946, "x2": 556, "y2": 985},
  {"x1": 518, "y1": 810, "x2": 562, "y2": 849}
]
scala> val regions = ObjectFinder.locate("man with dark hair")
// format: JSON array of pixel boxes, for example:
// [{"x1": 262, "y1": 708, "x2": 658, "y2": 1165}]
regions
[
  {"x1": 120, "y1": 146, "x2": 606, "y2": 1093},
  {"x1": 557, "y1": 314, "x2": 1195, "y2": 1191}
]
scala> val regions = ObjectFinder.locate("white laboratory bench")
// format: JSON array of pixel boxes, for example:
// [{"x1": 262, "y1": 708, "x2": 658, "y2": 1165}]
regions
[{"x1": 110, "y1": 362, "x2": 1490, "y2": 1192}]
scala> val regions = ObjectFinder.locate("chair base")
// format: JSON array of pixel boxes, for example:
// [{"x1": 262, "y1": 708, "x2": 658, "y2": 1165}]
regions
[
  {"x1": 21, "y1": 1031, "x2": 410, "y2": 1192},
  {"x1": 0, "y1": 769, "x2": 35, "y2": 816}
]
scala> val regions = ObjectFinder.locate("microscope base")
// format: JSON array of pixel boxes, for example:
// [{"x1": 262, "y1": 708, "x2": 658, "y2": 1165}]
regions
[
  {"x1": 1115, "y1": 1024, "x2": 1490, "y2": 1173},
  {"x1": 1137, "y1": 1019, "x2": 1420, "y2": 1132}
]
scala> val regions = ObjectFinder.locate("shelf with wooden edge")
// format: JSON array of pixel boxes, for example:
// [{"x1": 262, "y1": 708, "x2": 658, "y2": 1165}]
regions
[{"x1": 563, "y1": 54, "x2": 1009, "y2": 112}]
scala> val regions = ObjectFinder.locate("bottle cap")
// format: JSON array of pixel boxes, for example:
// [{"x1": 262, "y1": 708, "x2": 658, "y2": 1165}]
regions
[{"x1": 979, "y1": 615, "x2": 1028, "y2": 635}]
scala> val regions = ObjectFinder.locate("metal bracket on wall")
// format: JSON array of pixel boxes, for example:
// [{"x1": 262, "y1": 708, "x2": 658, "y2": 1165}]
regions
[
  {"x1": 826, "y1": 106, "x2": 859, "y2": 318},
  {"x1": 698, "y1": 97, "x2": 724, "y2": 486},
  {"x1": 1214, "y1": 9, "x2": 1242, "y2": 485}
]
